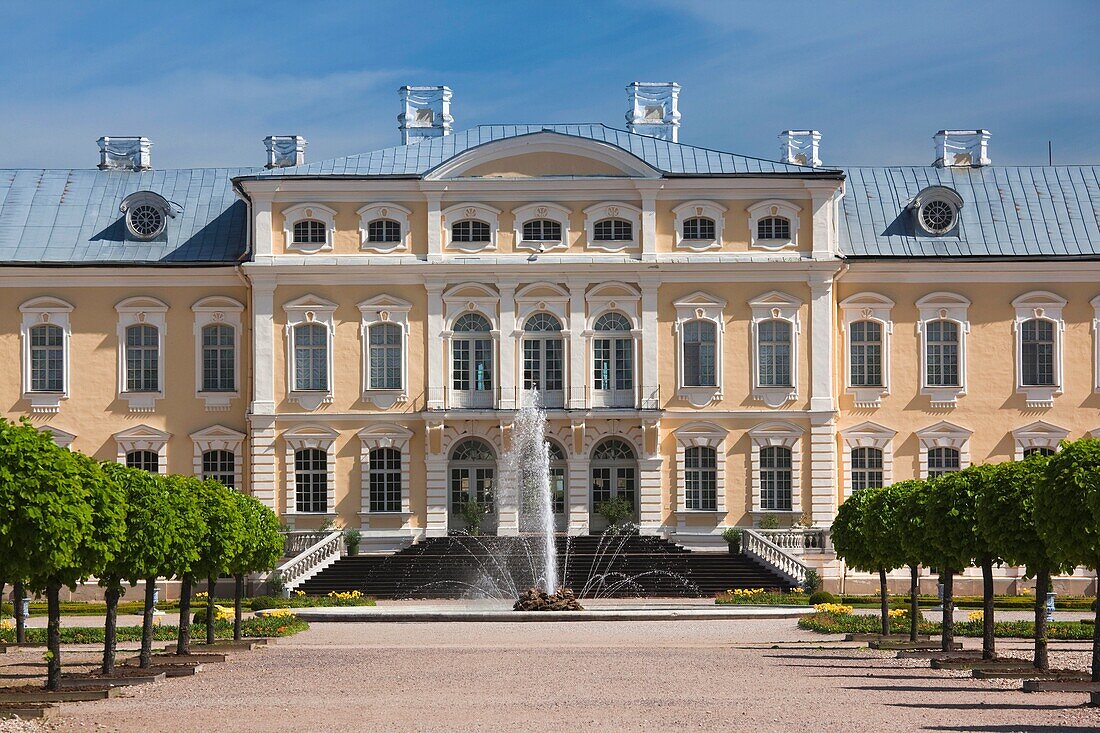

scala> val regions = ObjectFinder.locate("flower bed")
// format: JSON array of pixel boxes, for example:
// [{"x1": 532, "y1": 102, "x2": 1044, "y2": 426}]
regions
[
  {"x1": 798, "y1": 610, "x2": 1095, "y2": 640},
  {"x1": 0, "y1": 615, "x2": 308, "y2": 644},
  {"x1": 249, "y1": 591, "x2": 376, "y2": 610},
  {"x1": 714, "y1": 588, "x2": 805, "y2": 605}
]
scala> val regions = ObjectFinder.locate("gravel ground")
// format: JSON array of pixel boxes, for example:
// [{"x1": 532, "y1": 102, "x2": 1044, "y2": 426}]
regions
[{"x1": 0, "y1": 618, "x2": 1090, "y2": 732}]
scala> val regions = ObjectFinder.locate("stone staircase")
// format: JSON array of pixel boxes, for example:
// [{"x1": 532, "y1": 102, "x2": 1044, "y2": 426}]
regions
[{"x1": 297, "y1": 534, "x2": 794, "y2": 598}]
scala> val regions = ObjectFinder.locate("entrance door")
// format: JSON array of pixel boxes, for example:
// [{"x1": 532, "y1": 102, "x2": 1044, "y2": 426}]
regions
[{"x1": 589, "y1": 438, "x2": 638, "y2": 532}]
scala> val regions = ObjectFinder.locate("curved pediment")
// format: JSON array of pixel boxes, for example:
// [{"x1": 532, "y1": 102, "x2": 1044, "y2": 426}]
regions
[{"x1": 425, "y1": 132, "x2": 662, "y2": 180}]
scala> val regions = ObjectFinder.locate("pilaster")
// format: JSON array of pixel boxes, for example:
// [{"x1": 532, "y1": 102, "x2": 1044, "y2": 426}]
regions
[
  {"x1": 566, "y1": 457, "x2": 590, "y2": 535},
  {"x1": 425, "y1": 453, "x2": 449, "y2": 537},
  {"x1": 567, "y1": 279, "x2": 587, "y2": 409},
  {"x1": 637, "y1": 456, "x2": 664, "y2": 535},
  {"x1": 639, "y1": 188, "x2": 658, "y2": 262},
  {"x1": 426, "y1": 282, "x2": 445, "y2": 409},
  {"x1": 498, "y1": 281, "x2": 518, "y2": 410},
  {"x1": 808, "y1": 270, "x2": 835, "y2": 413},
  {"x1": 247, "y1": 414, "x2": 277, "y2": 509},
  {"x1": 640, "y1": 278, "x2": 660, "y2": 408},
  {"x1": 426, "y1": 191, "x2": 443, "y2": 262},
  {"x1": 809, "y1": 414, "x2": 839, "y2": 527}
]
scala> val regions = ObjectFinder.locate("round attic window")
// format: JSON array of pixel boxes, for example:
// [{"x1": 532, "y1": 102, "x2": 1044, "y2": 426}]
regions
[
  {"x1": 127, "y1": 204, "x2": 165, "y2": 239},
  {"x1": 918, "y1": 199, "x2": 957, "y2": 235}
]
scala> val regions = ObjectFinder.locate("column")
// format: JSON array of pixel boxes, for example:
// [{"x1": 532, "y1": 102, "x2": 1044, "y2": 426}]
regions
[
  {"x1": 567, "y1": 279, "x2": 587, "y2": 409},
  {"x1": 248, "y1": 415, "x2": 277, "y2": 510},
  {"x1": 639, "y1": 188, "x2": 658, "y2": 262},
  {"x1": 424, "y1": 417, "x2": 448, "y2": 536},
  {"x1": 426, "y1": 282, "x2": 445, "y2": 409},
  {"x1": 426, "y1": 191, "x2": 443, "y2": 262},
  {"x1": 498, "y1": 281, "x2": 517, "y2": 410},
  {"x1": 809, "y1": 188, "x2": 836, "y2": 260},
  {"x1": 637, "y1": 418, "x2": 664, "y2": 535},
  {"x1": 251, "y1": 194, "x2": 273, "y2": 257},
  {"x1": 639, "y1": 278, "x2": 660, "y2": 408},
  {"x1": 567, "y1": 457, "x2": 590, "y2": 535},
  {"x1": 248, "y1": 275, "x2": 277, "y2": 509},
  {"x1": 808, "y1": 270, "x2": 839, "y2": 526}
]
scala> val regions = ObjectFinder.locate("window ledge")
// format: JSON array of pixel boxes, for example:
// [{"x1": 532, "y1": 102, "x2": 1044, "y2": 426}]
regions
[
  {"x1": 121, "y1": 391, "x2": 164, "y2": 413},
  {"x1": 363, "y1": 389, "x2": 408, "y2": 409},
  {"x1": 846, "y1": 386, "x2": 887, "y2": 409},
  {"x1": 587, "y1": 240, "x2": 637, "y2": 252},
  {"x1": 753, "y1": 386, "x2": 797, "y2": 409},
  {"x1": 922, "y1": 386, "x2": 964, "y2": 409},
  {"x1": 677, "y1": 386, "x2": 721, "y2": 408},
  {"x1": 360, "y1": 241, "x2": 405, "y2": 254},
  {"x1": 358, "y1": 511, "x2": 414, "y2": 517},
  {"x1": 25, "y1": 392, "x2": 66, "y2": 414},
  {"x1": 290, "y1": 391, "x2": 334, "y2": 411},
  {"x1": 197, "y1": 390, "x2": 239, "y2": 412},
  {"x1": 752, "y1": 239, "x2": 796, "y2": 251},
  {"x1": 517, "y1": 239, "x2": 567, "y2": 252},
  {"x1": 677, "y1": 238, "x2": 720, "y2": 252},
  {"x1": 1018, "y1": 385, "x2": 1059, "y2": 409}
]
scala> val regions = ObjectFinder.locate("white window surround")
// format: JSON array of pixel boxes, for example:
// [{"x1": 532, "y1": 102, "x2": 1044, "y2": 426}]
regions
[
  {"x1": 916, "y1": 420, "x2": 973, "y2": 478},
  {"x1": 358, "y1": 294, "x2": 412, "y2": 408},
  {"x1": 583, "y1": 202, "x2": 641, "y2": 252},
  {"x1": 916, "y1": 292, "x2": 970, "y2": 408},
  {"x1": 189, "y1": 424, "x2": 245, "y2": 488},
  {"x1": 284, "y1": 424, "x2": 339, "y2": 516},
  {"x1": 357, "y1": 203, "x2": 412, "y2": 253},
  {"x1": 748, "y1": 421, "x2": 803, "y2": 517},
  {"x1": 673, "y1": 422, "x2": 728, "y2": 514},
  {"x1": 115, "y1": 296, "x2": 168, "y2": 413},
  {"x1": 41, "y1": 425, "x2": 76, "y2": 449},
  {"x1": 114, "y1": 424, "x2": 170, "y2": 474},
  {"x1": 672, "y1": 200, "x2": 727, "y2": 251},
  {"x1": 511, "y1": 202, "x2": 571, "y2": 252},
  {"x1": 283, "y1": 294, "x2": 338, "y2": 411},
  {"x1": 1092, "y1": 295, "x2": 1100, "y2": 393},
  {"x1": 840, "y1": 421, "x2": 896, "y2": 499},
  {"x1": 747, "y1": 199, "x2": 801, "y2": 251},
  {"x1": 441, "y1": 283, "x2": 500, "y2": 409},
  {"x1": 1011, "y1": 421, "x2": 1069, "y2": 460},
  {"x1": 1012, "y1": 291, "x2": 1066, "y2": 408},
  {"x1": 191, "y1": 296, "x2": 244, "y2": 411},
  {"x1": 839, "y1": 292, "x2": 894, "y2": 408},
  {"x1": 515, "y1": 283, "x2": 571, "y2": 407},
  {"x1": 282, "y1": 203, "x2": 337, "y2": 253},
  {"x1": 672, "y1": 291, "x2": 726, "y2": 408},
  {"x1": 19, "y1": 296, "x2": 73, "y2": 414},
  {"x1": 584, "y1": 282, "x2": 642, "y2": 409},
  {"x1": 748, "y1": 290, "x2": 802, "y2": 408},
  {"x1": 358, "y1": 424, "x2": 414, "y2": 523},
  {"x1": 442, "y1": 203, "x2": 501, "y2": 252}
]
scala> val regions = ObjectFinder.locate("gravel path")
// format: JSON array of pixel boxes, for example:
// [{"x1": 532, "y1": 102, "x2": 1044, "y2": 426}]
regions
[{"x1": 2, "y1": 619, "x2": 1094, "y2": 732}]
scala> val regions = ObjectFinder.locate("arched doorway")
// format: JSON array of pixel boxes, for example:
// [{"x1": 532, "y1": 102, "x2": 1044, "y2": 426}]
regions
[
  {"x1": 590, "y1": 438, "x2": 638, "y2": 532},
  {"x1": 449, "y1": 437, "x2": 497, "y2": 534}
]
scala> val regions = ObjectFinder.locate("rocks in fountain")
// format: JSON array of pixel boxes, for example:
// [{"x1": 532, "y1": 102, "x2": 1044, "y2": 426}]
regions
[{"x1": 513, "y1": 587, "x2": 584, "y2": 612}]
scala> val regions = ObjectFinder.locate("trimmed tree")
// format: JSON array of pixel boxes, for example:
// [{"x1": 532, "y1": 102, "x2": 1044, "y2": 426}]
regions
[
  {"x1": 831, "y1": 489, "x2": 877, "y2": 626},
  {"x1": 891, "y1": 479, "x2": 932, "y2": 642},
  {"x1": 833, "y1": 487, "x2": 907, "y2": 637},
  {"x1": 168, "y1": 475, "x2": 209, "y2": 656},
  {"x1": 1034, "y1": 438, "x2": 1100, "y2": 705},
  {"x1": 228, "y1": 493, "x2": 285, "y2": 640},
  {"x1": 192, "y1": 479, "x2": 244, "y2": 647}
]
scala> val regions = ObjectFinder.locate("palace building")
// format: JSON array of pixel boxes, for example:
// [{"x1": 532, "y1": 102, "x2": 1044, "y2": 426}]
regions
[{"x1": 4, "y1": 83, "x2": 1099, "y2": 589}]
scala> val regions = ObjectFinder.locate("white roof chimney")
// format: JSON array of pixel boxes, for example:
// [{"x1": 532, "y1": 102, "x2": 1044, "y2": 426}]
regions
[
  {"x1": 264, "y1": 135, "x2": 307, "y2": 168},
  {"x1": 779, "y1": 130, "x2": 821, "y2": 167},
  {"x1": 399, "y1": 85, "x2": 453, "y2": 145},
  {"x1": 97, "y1": 136, "x2": 151, "y2": 171},
  {"x1": 934, "y1": 130, "x2": 990, "y2": 167},
  {"x1": 626, "y1": 82, "x2": 681, "y2": 142}
]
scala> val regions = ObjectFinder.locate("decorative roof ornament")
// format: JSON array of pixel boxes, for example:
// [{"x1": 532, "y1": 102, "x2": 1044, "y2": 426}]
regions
[
  {"x1": 626, "y1": 82, "x2": 680, "y2": 142},
  {"x1": 399, "y1": 85, "x2": 453, "y2": 145}
]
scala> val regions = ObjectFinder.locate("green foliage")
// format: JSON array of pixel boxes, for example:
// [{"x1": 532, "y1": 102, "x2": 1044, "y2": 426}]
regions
[
  {"x1": 798, "y1": 611, "x2": 1095, "y2": 640},
  {"x1": 596, "y1": 496, "x2": 634, "y2": 526},
  {"x1": 0, "y1": 616, "x2": 309, "y2": 644},
  {"x1": 860, "y1": 485, "x2": 908, "y2": 573},
  {"x1": 190, "y1": 478, "x2": 245, "y2": 581},
  {"x1": 757, "y1": 514, "x2": 780, "y2": 530},
  {"x1": 158, "y1": 475, "x2": 207, "y2": 580},
  {"x1": 802, "y1": 568, "x2": 822, "y2": 593},
  {"x1": 100, "y1": 464, "x2": 176, "y2": 587},
  {"x1": 460, "y1": 497, "x2": 487, "y2": 534},
  {"x1": 229, "y1": 493, "x2": 284, "y2": 577},
  {"x1": 1035, "y1": 437, "x2": 1100, "y2": 570},
  {"x1": 715, "y1": 589, "x2": 803, "y2": 605},
  {"x1": 68, "y1": 453, "x2": 126, "y2": 590},
  {"x1": 891, "y1": 479, "x2": 932, "y2": 567},
  {"x1": 249, "y1": 594, "x2": 377, "y2": 610},
  {"x1": 721, "y1": 527, "x2": 742, "y2": 550},
  {"x1": 343, "y1": 528, "x2": 362, "y2": 552},
  {"x1": 808, "y1": 590, "x2": 837, "y2": 605},
  {"x1": 830, "y1": 488, "x2": 875, "y2": 571},
  {"x1": 922, "y1": 467, "x2": 988, "y2": 572}
]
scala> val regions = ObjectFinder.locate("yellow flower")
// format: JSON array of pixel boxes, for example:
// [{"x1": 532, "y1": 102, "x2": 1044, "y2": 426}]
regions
[
  {"x1": 294, "y1": 590, "x2": 306, "y2": 597},
  {"x1": 968, "y1": 610, "x2": 984, "y2": 623},
  {"x1": 888, "y1": 608, "x2": 907, "y2": 618},
  {"x1": 195, "y1": 591, "x2": 209, "y2": 600},
  {"x1": 267, "y1": 608, "x2": 294, "y2": 618},
  {"x1": 0, "y1": 619, "x2": 13, "y2": 631},
  {"x1": 814, "y1": 602, "x2": 854, "y2": 615}
]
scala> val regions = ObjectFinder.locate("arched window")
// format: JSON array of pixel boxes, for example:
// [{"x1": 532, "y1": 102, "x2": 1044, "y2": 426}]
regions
[
  {"x1": 201, "y1": 324, "x2": 235, "y2": 392},
  {"x1": 451, "y1": 313, "x2": 493, "y2": 405},
  {"x1": 449, "y1": 439, "x2": 496, "y2": 519},
  {"x1": 293, "y1": 323, "x2": 329, "y2": 392},
  {"x1": 757, "y1": 216, "x2": 791, "y2": 241},
  {"x1": 126, "y1": 449, "x2": 160, "y2": 474},
  {"x1": 850, "y1": 447, "x2": 883, "y2": 492},
  {"x1": 522, "y1": 313, "x2": 564, "y2": 404},
  {"x1": 292, "y1": 220, "x2": 327, "y2": 246},
  {"x1": 294, "y1": 448, "x2": 328, "y2": 513},
  {"x1": 591, "y1": 438, "x2": 637, "y2": 519},
  {"x1": 368, "y1": 447, "x2": 402, "y2": 513},
  {"x1": 366, "y1": 219, "x2": 401, "y2": 244},
  {"x1": 849, "y1": 320, "x2": 883, "y2": 387},
  {"x1": 202, "y1": 449, "x2": 236, "y2": 489},
  {"x1": 29, "y1": 323, "x2": 64, "y2": 393},
  {"x1": 592, "y1": 312, "x2": 634, "y2": 407},
  {"x1": 1021, "y1": 319, "x2": 1055, "y2": 386},
  {"x1": 451, "y1": 220, "x2": 491, "y2": 243},
  {"x1": 522, "y1": 219, "x2": 562, "y2": 244},
  {"x1": 684, "y1": 445, "x2": 717, "y2": 511},
  {"x1": 757, "y1": 319, "x2": 792, "y2": 387},
  {"x1": 682, "y1": 320, "x2": 717, "y2": 387},
  {"x1": 1023, "y1": 446, "x2": 1056, "y2": 459},
  {"x1": 927, "y1": 447, "x2": 960, "y2": 478},
  {"x1": 925, "y1": 320, "x2": 960, "y2": 387},
  {"x1": 759, "y1": 446, "x2": 792, "y2": 511},
  {"x1": 682, "y1": 217, "x2": 716, "y2": 241},
  {"x1": 125, "y1": 324, "x2": 160, "y2": 392},
  {"x1": 593, "y1": 218, "x2": 633, "y2": 242},
  {"x1": 368, "y1": 323, "x2": 402, "y2": 390}
]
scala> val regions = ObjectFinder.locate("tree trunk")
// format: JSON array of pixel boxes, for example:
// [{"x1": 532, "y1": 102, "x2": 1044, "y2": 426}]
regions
[
  {"x1": 981, "y1": 556, "x2": 996, "y2": 660},
  {"x1": 1033, "y1": 567, "x2": 1050, "y2": 672},
  {"x1": 46, "y1": 580, "x2": 62, "y2": 692},
  {"x1": 206, "y1": 577, "x2": 216, "y2": 645},
  {"x1": 140, "y1": 578, "x2": 156, "y2": 669},
  {"x1": 909, "y1": 564, "x2": 920, "y2": 642},
  {"x1": 13, "y1": 581, "x2": 26, "y2": 644},
  {"x1": 878, "y1": 567, "x2": 890, "y2": 637},
  {"x1": 234, "y1": 574, "x2": 243, "y2": 642},
  {"x1": 177, "y1": 575, "x2": 193, "y2": 655},
  {"x1": 1092, "y1": 565, "x2": 1100, "y2": 708},
  {"x1": 941, "y1": 570, "x2": 955, "y2": 653},
  {"x1": 101, "y1": 584, "x2": 121, "y2": 675}
]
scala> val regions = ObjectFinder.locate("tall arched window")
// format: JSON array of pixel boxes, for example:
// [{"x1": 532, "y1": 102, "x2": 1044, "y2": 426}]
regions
[
  {"x1": 294, "y1": 448, "x2": 328, "y2": 513},
  {"x1": 1021, "y1": 319, "x2": 1056, "y2": 386},
  {"x1": 593, "y1": 218, "x2": 633, "y2": 242},
  {"x1": 591, "y1": 438, "x2": 637, "y2": 520},
  {"x1": 682, "y1": 217, "x2": 716, "y2": 241},
  {"x1": 29, "y1": 323, "x2": 64, "y2": 393},
  {"x1": 126, "y1": 449, "x2": 160, "y2": 474},
  {"x1": 451, "y1": 313, "x2": 493, "y2": 407},
  {"x1": 849, "y1": 320, "x2": 883, "y2": 387},
  {"x1": 366, "y1": 219, "x2": 401, "y2": 244},
  {"x1": 684, "y1": 445, "x2": 717, "y2": 511},
  {"x1": 522, "y1": 313, "x2": 564, "y2": 407},
  {"x1": 757, "y1": 216, "x2": 790, "y2": 241},
  {"x1": 202, "y1": 449, "x2": 236, "y2": 489},
  {"x1": 451, "y1": 220, "x2": 491, "y2": 243},
  {"x1": 850, "y1": 447, "x2": 883, "y2": 492},
  {"x1": 759, "y1": 446, "x2": 792, "y2": 511},
  {"x1": 201, "y1": 324, "x2": 235, "y2": 392},
  {"x1": 125, "y1": 324, "x2": 160, "y2": 392},
  {"x1": 925, "y1": 320, "x2": 960, "y2": 387},
  {"x1": 292, "y1": 220, "x2": 327, "y2": 246},
  {"x1": 927, "y1": 447, "x2": 960, "y2": 478},
  {"x1": 368, "y1": 447, "x2": 402, "y2": 513},
  {"x1": 368, "y1": 323, "x2": 403, "y2": 390},
  {"x1": 757, "y1": 319, "x2": 792, "y2": 387},
  {"x1": 592, "y1": 312, "x2": 634, "y2": 407},
  {"x1": 682, "y1": 320, "x2": 717, "y2": 387},
  {"x1": 449, "y1": 438, "x2": 496, "y2": 521},
  {"x1": 293, "y1": 323, "x2": 329, "y2": 391},
  {"x1": 522, "y1": 219, "x2": 562, "y2": 244}
]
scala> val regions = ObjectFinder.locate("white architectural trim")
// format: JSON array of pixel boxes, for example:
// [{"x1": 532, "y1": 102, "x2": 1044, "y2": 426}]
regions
[
  {"x1": 19, "y1": 296, "x2": 73, "y2": 414},
  {"x1": 672, "y1": 291, "x2": 726, "y2": 408},
  {"x1": 840, "y1": 421, "x2": 896, "y2": 499},
  {"x1": 747, "y1": 199, "x2": 801, "y2": 250},
  {"x1": 283, "y1": 294, "x2": 338, "y2": 410},
  {"x1": 189, "y1": 424, "x2": 245, "y2": 488},
  {"x1": 1012, "y1": 291, "x2": 1066, "y2": 408},
  {"x1": 916, "y1": 292, "x2": 970, "y2": 408},
  {"x1": 441, "y1": 283, "x2": 500, "y2": 409},
  {"x1": 191, "y1": 296, "x2": 244, "y2": 411},
  {"x1": 358, "y1": 424, "x2": 414, "y2": 525},
  {"x1": 283, "y1": 424, "x2": 339, "y2": 516},
  {"x1": 839, "y1": 292, "x2": 894, "y2": 408},
  {"x1": 442, "y1": 202, "x2": 501, "y2": 253},
  {"x1": 514, "y1": 282, "x2": 570, "y2": 409},
  {"x1": 583, "y1": 202, "x2": 641, "y2": 252},
  {"x1": 41, "y1": 425, "x2": 76, "y2": 449},
  {"x1": 673, "y1": 422, "x2": 728, "y2": 514},
  {"x1": 115, "y1": 296, "x2": 168, "y2": 413},
  {"x1": 114, "y1": 424, "x2": 170, "y2": 474},
  {"x1": 748, "y1": 421, "x2": 803, "y2": 517},
  {"x1": 585, "y1": 282, "x2": 642, "y2": 409},
  {"x1": 916, "y1": 420, "x2": 973, "y2": 478},
  {"x1": 282, "y1": 203, "x2": 337, "y2": 253},
  {"x1": 748, "y1": 290, "x2": 802, "y2": 407},
  {"x1": 511, "y1": 202, "x2": 571, "y2": 252},
  {"x1": 672, "y1": 200, "x2": 727, "y2": 251},
  {"x1": 357, "y1": 203, "x2": 412, "y2": 253},
  {"x1": 1011, "y1": 420, "x2": 1069, "y2": 460},
  {"x1": 358, "y1": 294, "x2": 412, "y2": 408},
  {"x1": 1093, "y1": 295, "x2": 1100, "y2": 393}
]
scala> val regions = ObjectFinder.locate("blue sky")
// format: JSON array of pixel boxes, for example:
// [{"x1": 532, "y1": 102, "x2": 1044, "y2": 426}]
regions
[{"x1": 4, "y1": 0, "x2": 1098, "y2": 169}]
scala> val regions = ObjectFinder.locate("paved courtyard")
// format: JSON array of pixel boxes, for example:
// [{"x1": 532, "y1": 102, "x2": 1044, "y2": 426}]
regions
[{"x1": 5, "y1": 617, "x2": 1090, "y2": 732}]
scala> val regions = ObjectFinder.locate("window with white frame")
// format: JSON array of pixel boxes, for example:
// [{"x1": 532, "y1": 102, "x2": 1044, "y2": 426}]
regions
[
  {"x1": 357, "y1": 424, "x2": 413, "y2": 522},
  {"x1": 916, "y1": 420, "x2": 972, "y2": 479},
  {"x1": 202, "y1": 449, "x2": 236, "y2": 488},
  {"x1": 849, "y1": 321, "x2": 883, "y2": 387},
  {"x1": 283, "y1": 295, "x2": 337, "y2": 410},
  {"x1": 747, "y1": 200, "x2": 801, "y2": 250},
  {"x1": 672, "y1": 201, "x2": 727, "y2": 251},
  {"x1": 1012, "y1": 291, "x2": 1065, "y2": 408},
  {"x1": 673, "y1": 292, "x2": 725, "y2": 407},
  {"x1": 840, "y1": 421, "x2": 895, "y2": 498},
  {"x1": 191, "y1": 296, "x2": 243, "y2": 411},
  {"x1": 442, "y1": 204, "x2": 500, "y2": 252},
  {"x1": 548, "y1": 441, "x2": 566, "y2": 515},
  {"x1": 748, "y1": 291, "x2": 801, "y2": 407},
  {"x1": 682, "y1": 320, "x2": 717, "y2": 387},
  {"x1": 451, "y1": 312, "x2": 494, "y2": 407},
  {"x1": 358, "y1": 295, "x2": 411, "y2": 408},
  {"x1": 295, "y1": 449, "x2": 328, "y2": 513},
  {"x1": 927, "y1": 447, "x2": 960, "y2": 478},
  {"x1": 452, "y1": 219, "x2": 490, "y2": 242},
  {"x1": 758, "y1": 320, "x2": 792, "y2": 387},
  {"x1": 450, "y1": 438, "x2": 497, "y2": 516},
  {"x1": 850, "y1": 447, "x2": 883, "y2": 491},
  {"x1": 512, "y1": 203, "x2": 571, "y2": 252},
  {"x1": 294, "y1": 324, "x2": 328, "y2": 391},
  {"x1": 116, "y1": 297, "x2": 168, "y2": 413},
  {"x1": 201, "y1": 325, "x2": 235, "y2": 391},
  {"x1": 1023, "y1": 447, "x2": 1055, "y2": 458},
  {"x1": 673, "y1": 423, "x2": 727, "y2": 516},
  {"x1": 19, "y1": 297, "x2": 73, "y2": 414},
  {"x1": 759, "y1": 447, "x2": 793, "y2": 511},
  {"x1": 284, "y1": 425, "x2": 337, "y2": 516},
  {"x1": 357, "y1": 203, "x2": 411, "y2": 253},
  {"x1": 1011, "y1": 421, "x2": 1068, "y2": 461},
  {"x1": 591, "y1": 311, "x2": 635, "y2": 408},
  {"x1": 748, "y1": 422, "x2": 802, "y2": 516},
  {"x1": 29, "y1": 324, "x2": 64, "y2": 392},
  {"x1": 522, "y1": 313, "x2": 564, "y2": 401},
  {"x1": 114, "y1": 424, "x2": 169, "y2": 474},
  {"x1": 190, "y1": 424, "x2": 245, "y2": 490},
  {"x1": 523, "y1": 220, "x2": 562, "y2": 244},
  {"x1": 916, "y1": 292, "x2": 970, "y2": 408},
  {"x1": 367, "y1": 448, "x2": 402, "y2": 513},
  {"x1": 126, "y1": 325, "x2": 160, "y2": 391},
  {"x1": 283, "y1": 204, "x2": 336, "y2": 253},
  {"x1": 583, "y1": 203, "x2": 640, "y2": 251},
  {"x1": 368, "y1": 323, "x2": 402, "y2": 390},
  {"x1": 840, "y1": 293, "x2": 893, "y2": 408},
  {"x1": 127, "y1": 450, "x2": 160, "y2": 473},
  {"x1": 590, "y1": 438, "x2": 638, "y2": 518}
]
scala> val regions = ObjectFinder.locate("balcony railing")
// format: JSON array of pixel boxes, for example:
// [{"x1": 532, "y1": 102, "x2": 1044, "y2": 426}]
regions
[
  {"x1": 753, "y1": 528, "x2": 830, "y2": 553},
  {"x1": 741, "y1": 528, "x2": 810, "y2": 587}
]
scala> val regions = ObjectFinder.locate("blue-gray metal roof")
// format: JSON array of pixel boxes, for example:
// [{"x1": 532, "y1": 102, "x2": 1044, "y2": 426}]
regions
[
  {"x1": 0, "y1": 167, "x2": 255, "y2": 265},
  {"x1": 247, "y1": 124, "x2": 832, "y2": 177},
  {"x1": 840, "y1": 165, "x2": 1100, "y2": 257}
]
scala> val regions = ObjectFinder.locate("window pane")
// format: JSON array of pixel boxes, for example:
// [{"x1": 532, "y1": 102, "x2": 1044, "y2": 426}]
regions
[
  {"x1": 30, "y1": 324, "x2": 64, "y2": 392},
  {"x1": 368, "y1": 323, "x2": 402, "y2": 390},
  {"x1": 1021, "y1": 319, "x2": 1055, "y2": 386},
  {"x1": 295, "y1": 448, "x2": 328, "y2": 513},
  {"x1": 683, "y1": 320, "x2": 717, "y2": 387},
  {"x1": 202, "y1": 449, "x2": 236, "y2": 489},
  {"x1": 849, "y1": 320, "x2": 883, "y2": 387},
  {"x1": 125, "y1": 325, "x2": 159, "y2": 392},
  {"x1": 294, "y1": 324, "x2": 328, "y2": 391}
]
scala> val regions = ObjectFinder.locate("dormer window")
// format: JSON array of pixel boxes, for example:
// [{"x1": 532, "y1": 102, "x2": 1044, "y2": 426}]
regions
[
  {"x1": 283, "y1": 203, "x2": 336, "y2": 253},
  {"x1": 293, "y1": 220, "x2": 327, "y2": 245},
  {"x1": 593, "y1": 218, "x2": 632, "y2": 241},
  {"x1": 120, "y1": 191, "x2": 173, "y2": 241},
  {"x1": 367, "y1": 219, "x2": 402, "y2": 243},
  {"x1": 452, "y1": 220, "x2": 491, "y2": 243},
  {"x1": 522, "y1": 219, "x2": 562, "y2": 244},
  {"x1": 912, "y1": 186, "x2": 963, "y2": 236},
  {"x1": 757, "y1": 216, "x2": 790, "y2": 241},
  {"x1": 747, "y1": 200, "x2": 800, "y2": 250},
  {"x1": 683, "y1": 217, "x2": 716, "y2": 241}
]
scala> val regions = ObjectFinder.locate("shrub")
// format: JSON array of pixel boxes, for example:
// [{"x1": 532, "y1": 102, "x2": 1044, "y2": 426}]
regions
[
  {"x1": 802, "y1": 569, "x2": 822, "y2": 593},
  {"x1": 757, "y1": 514, "x2": 780, "y2": 530},
  {"x1": 714, "y1": 588, "x2": 803, "y2": 606},
  {"x1": 721, "y1": 527, "x2": 742, "y2": 551},
  {"x1": 460, "y1": 498, "x2": 487, "y2": 535},
  {"x1": 596, "y1": 497, "x2": 634, "y2": 526},
  {"x1": 808, "y1": 590, "x2": 836, "y2": 605},
  {"x1": 343, "y1": 529, "x2": 362, "y2": 554}
]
